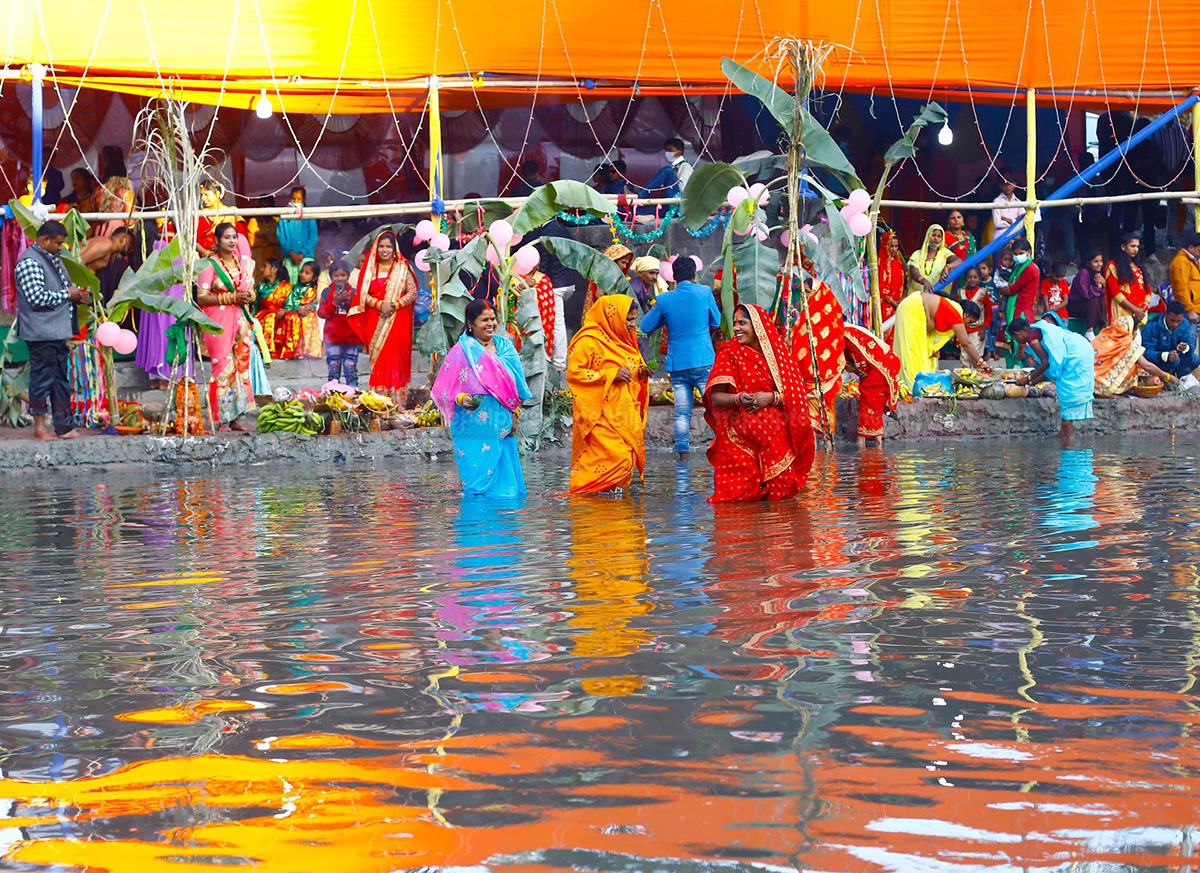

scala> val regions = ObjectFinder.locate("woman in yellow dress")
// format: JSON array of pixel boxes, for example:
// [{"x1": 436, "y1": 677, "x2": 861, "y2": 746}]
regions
[{"x1": 566, "y1": 295, "x2": 651, "y2": 494}]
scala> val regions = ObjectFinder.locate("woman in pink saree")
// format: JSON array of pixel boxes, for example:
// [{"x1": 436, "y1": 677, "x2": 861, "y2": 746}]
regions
[
  {"x1": 195, "y1": 222, "x2": 256, "y2": 430},
  {"x1": 431, "y1": 300, "x2": 531, "y2": 500}
]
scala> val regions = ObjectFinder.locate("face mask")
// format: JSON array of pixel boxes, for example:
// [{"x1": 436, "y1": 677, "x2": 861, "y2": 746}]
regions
[
  {"x1": 665, "y1": 151, "x2": 678, "y2": 163},
  {"x1": 1015, "y1": 253, "x2": 1031, "y2": 264}
]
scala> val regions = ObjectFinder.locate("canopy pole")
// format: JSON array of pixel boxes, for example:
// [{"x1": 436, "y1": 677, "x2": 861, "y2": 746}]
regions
[
  {"x1": 1193, "y1": 93, "x2": 1200, "y2": 231},
  {"x1": 1024, "y1": 87, "x2": 1036, "y2": 245},
  {"x1": 30, "y1": 64, "x2": 44, "y2": 206},
  {"x1": 937, "y1": 91, "x2": 1200, "y2": 292},
  {"x1": 428, "y1": 75, "x2": 443, "y2": 207}
]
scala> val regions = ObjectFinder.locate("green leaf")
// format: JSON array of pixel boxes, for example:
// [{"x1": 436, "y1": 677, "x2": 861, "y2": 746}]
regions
[
  {"x1": 647, "y1": 243, "x2": 668, "y2": 262},
  {"x1": 720, "y1": 58, "x2": 862, "y2": 190},
  {"x1": 62, "y1": 255, "x2": 99, "y2": 298},
  {"x1": 509, "y1": 181, "x2": 616, "y2": 235},
  {"x1": 416, "y1": 237, "x2": 488, "y2": 354},
  {"x1": 720, "y1": 58, "x2": 795, "y2": 131},
  {"x1": 535, "y1": 237, "x2": 630, "y2": 295},
  {"x1": 64, "y1": 210, "x2": 90, "y2": 252},
  {"x1": 732, "y1": 150, "x2": 787, "y2": 179},
  {"x1": 449, "y1": 200, "x2": 514, "y2": 237},
  {"x1": 730, "y1": 239, "x2": 781, "y2": 311},
  {"x1": 681, "y1": 162, "x2": 745, "y2": 230},
  {"x1": 106, "y1": 238, "x2": 222, "y2": 333},
  {"x1": 883, "y1": 103, "x2": 948, "y2": 166},
  {"x1": 7, "y1": 199, "x2": 39, "y2": 242}
]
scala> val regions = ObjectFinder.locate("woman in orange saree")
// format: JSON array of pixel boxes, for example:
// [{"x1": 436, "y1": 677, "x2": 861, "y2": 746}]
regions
[
  {"x1": 567, "y1": 294, "x2": 651, "y2": 494},
  {"x1": 348, "y1": 230, "x2": 418, "y2": 404},
  {"x1": 788, "y1": 267, "x2": 845, "y2": 443},
  {"x1": 581, "y1": 244, "x2": 633, "y2": 317},
  {"x1": 704, "y1": 304, "x2": 815, "y2": 503}
]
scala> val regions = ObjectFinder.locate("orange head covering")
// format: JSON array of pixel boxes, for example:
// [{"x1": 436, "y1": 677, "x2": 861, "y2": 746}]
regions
[{"x1": 603, "y1": 243, "x2": 634, "y2": 274}]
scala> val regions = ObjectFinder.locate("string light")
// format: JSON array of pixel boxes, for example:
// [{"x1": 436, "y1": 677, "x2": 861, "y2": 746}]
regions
[
  {"x1": 254, "y1": 88, "x2": 273, "y2": 119},
  {"x1": 937, "y1": 120, "x2": 953, "y2": 146}
]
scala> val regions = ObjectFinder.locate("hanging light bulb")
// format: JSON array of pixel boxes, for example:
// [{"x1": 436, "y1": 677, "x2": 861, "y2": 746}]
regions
[
  {"x1": 938, "y1": 119, "x2": 954, "y2": 146},
  {"x1": 255, "y1": 88, "x2": 273, "y2": 120}
]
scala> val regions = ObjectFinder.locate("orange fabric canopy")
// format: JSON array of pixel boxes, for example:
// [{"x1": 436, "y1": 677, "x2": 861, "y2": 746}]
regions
[{"x1": 6, "y1": 0, "x2": 1200, "y2": 112}]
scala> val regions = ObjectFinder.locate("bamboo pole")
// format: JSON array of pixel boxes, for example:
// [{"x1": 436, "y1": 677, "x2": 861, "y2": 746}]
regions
[
  {"x1": 1193, "y1": 95, "x2": 1200, "y2": 231},
  {"x1": 1025, "y1": 88, "x2": 1037, "y2": 246}
]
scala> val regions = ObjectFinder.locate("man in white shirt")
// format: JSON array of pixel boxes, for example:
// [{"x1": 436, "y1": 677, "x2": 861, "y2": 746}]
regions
[
  {"x1": 664, "y1": 137, "x2": 693, "y2": 190},
  {"x1": 992, "y1": 180, "x2": 1024, "y2": 235}
]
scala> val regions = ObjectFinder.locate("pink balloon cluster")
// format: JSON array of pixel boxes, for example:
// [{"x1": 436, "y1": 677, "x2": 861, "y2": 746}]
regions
[
  {"x1": 96, "y1": 321, "x2": 137, "y2": 355},
  {"x1": 726, "y1": 183, "x2": 770, "y2": 209},
  {"x1": 412, "y1": 222, "x2": 452, "y2": 273},
  {"x1": 839, "y1": 188, "x2": 873, "y2": 238}
]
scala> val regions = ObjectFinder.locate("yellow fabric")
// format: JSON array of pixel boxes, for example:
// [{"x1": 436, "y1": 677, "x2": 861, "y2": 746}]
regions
[
  {"x1": 10, "y1": 2, "x2": 1200, "y2": 112},
  {"x1": 894, "y1": 293, "x2": 959, "y2": 388},
  {"x1": 1170, "y1": 249, "x2": 1200, "y2": 315},
  {"x1": 905, "y1": 224, "x2": 952, "y2": 295},
  {"x1": 566, "y1": 295, "x2": 649, "y2": 493}
]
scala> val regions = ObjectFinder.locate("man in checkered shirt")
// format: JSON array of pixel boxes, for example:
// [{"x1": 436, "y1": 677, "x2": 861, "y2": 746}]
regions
[{"x1": 14, "y1": 220, "x2": 86, "y2": 440}]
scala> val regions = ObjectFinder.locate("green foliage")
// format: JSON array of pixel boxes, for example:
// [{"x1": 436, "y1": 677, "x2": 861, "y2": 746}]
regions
[
  {"x1": 0, "y1": 327, "x2": 30, "y2": 428},
  {"x1": 680, "y1": 162, "x2": 745, "y2": 229},
  {"x1": 416, "y1": 236, "x2": 487, "y2": 355},
  {"x1": 509, "y1": 181, "x2": 616, "y2": 235},
  {"x1": 731, "y1": 240, "x2": 782, "y2": 311},
  {"x1": 107, "y1": 238, "x2": 221, "y2": 333},
  {"x1": 883, "y1": 103, "x2": 948, "y2": 165},
  {"x1": 346, "y1": 222, "x2": 413, "y2": 269},
  {"x1": 720, "y1": 58, "x2": 862, "y2": 190},
  {"x1": 535, "y1": 237, "x2": 630, "y2": 295},
  {"x1": 732, "y1": 150, "x2": 787, "y2": 179},
  {"x1": 450, "y1": 200, "x2": 514, "y2": 237}
]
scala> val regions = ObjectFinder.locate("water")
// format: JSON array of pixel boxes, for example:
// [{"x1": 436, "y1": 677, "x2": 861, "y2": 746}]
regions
[{"x1": 2, "y1": 437, "x2": 1200, "y2": 872}]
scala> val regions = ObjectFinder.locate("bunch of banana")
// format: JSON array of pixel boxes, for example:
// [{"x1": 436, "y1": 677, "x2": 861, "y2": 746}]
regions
[
  {"x1": 360, "y1": 391, "x2": 395, "y2": 413},
  {"x1": 415, "y1": 401, "x2": 443, "y2": 427},
  {"x1": 258, "y1": 401, "x2": 324, "y2": 436},
  {"x1": 325, "y1": 393, "x2": 357, "y2": 412}
]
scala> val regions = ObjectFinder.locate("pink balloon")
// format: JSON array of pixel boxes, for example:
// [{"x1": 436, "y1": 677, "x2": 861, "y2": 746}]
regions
[
  {"x1": 486, "y1": 245, "x2": 501, "y2": 266},
  {"x1": 849, "y1": 212, "x2": 872, "y2": 237},
  {"x1": 753, "y1": 226, "x2": 769, "y2": 242},
  {"x1": 430, "y1": 232, "x2": 450, "y2": 252},
  {"x1": 96, "y1": 321, "x2": 122, "y2": 347},
  {"x1": 690, "y1": 255, "x2": 703, "y2": 272},
  {"x1": 414, "y1": 250, "x2": 430, "y2": 272},
  {"x1": 415, "y1": 219, "x2": 436, "y2": 242},
  {"x1": 748, "y1": 182, "x2": 769, "y2": 205},
  {"x1": 113, "y1": 329, "x2": 137, "y2": 356},
  {"x1": 659, "y1": 261, "x2": 674, "y2": 283},
  {"x1": 733, "y1": 224, "x2": 751, "y2": 236},
  {"x1": 726, "y1": 185, "x2": 749, "y2": 208},
  {"x1": 840, "y1": 204, "x2": 854, "y2": 222},
  {"x1": 513, "y1": 244, "x2": 540, "y2": 276},
  {"x1": 510, "y1": 234, "x2": 523, "y2": 246},
  {"x1": 667, "y1": 255, "x2": 678, "y2": 263},
  {"x1": 488, "y1": 219, "x2": 514, "y2": 247},
  {"x1": 780, "y1": 229, "x2": 791, "y2": 246},
  {"x1": 847, "y1": 188, "x2": 872, "y2": 215}
]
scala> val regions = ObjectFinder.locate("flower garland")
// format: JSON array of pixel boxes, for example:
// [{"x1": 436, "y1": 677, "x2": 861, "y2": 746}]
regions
[{"x1": 552, "y1": 207, "x2": 729, "y2": 242}]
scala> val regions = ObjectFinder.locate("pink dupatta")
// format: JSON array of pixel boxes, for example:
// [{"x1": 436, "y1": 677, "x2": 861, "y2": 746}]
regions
[{"x1": 431, "y1": 335, "x2": 523, "y2": 422}]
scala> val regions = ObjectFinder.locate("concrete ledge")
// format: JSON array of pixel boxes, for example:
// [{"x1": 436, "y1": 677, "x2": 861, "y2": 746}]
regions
[
  {"x1": 0, "y1": 427, "x2": 454, "y2": 470},
  {"x1": 835, "y1": 393, "x2": 1200, "y2": 441}
]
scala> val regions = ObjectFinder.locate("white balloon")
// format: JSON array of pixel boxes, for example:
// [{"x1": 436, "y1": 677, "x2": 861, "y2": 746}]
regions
[
  {"x1": 489, "y1": 219, "x2": 514, "y2": 247},
  {"x1": 430, "y1": 232, "x2": 451, "y2": 252}
]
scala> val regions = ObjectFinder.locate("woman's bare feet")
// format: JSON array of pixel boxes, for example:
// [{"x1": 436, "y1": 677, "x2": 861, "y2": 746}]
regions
[
  {"x1": 857, "y1": 436, "x2": 866, "y2": 448},
  {"x1": 59, "y1": 428, "x2": 85, "y2": 440},
  {"x1": 230, "y1": 418, "x2": 252, "y2": 432}
]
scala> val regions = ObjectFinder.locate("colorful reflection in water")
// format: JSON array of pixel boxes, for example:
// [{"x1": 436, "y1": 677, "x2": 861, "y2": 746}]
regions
[{"x1": 2, "y1": 438, "x2": 1200, "y2": 872}]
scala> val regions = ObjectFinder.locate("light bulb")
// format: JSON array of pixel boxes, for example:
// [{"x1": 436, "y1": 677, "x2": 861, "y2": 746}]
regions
[
  {"x1": 938, "y1": 120, "x2": 953, "y2": 146},
  {"x1": 255, "y1": 88, "x2": 273, "y2": 119}
]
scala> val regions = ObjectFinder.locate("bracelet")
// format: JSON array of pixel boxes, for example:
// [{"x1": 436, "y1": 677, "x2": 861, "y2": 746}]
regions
[{"x1": 774, "y1": 392, "x2": 782, "y2": 407}]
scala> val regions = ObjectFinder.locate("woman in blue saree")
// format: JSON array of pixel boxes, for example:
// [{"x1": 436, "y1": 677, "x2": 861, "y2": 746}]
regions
[
  {"x1": 1009, "y1": 312, "x2": 1095, "y2": 442},
  {"x1": 432, "y1": 299, "x2": 532, "y2": 500}
]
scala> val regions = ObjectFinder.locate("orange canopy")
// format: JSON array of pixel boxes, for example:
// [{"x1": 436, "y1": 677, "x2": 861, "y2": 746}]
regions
[{"x1": 6, "y1": 0, "x2": 1200, "y2": 112}]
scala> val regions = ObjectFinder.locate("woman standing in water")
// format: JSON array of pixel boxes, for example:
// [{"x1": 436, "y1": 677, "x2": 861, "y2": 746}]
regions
[
  {"x1": 704, "y1": 304, "x2": 814, "y2": 503},
  {"x1": 432, "y1": 299, "x2": 531, "y2": 500},
  {"x1": 567, "y1": 294, "x2": 651, "y2": 494}
]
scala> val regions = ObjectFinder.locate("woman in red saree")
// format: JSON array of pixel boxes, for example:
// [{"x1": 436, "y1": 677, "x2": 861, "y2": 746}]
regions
[
  {"x1": 348, "y1": 230, "x2": 418, "y2": 404},
  {"x1": 704, "y1": 304, "x2": 815, "y2": 503},
  {"x1": 843, "y1": 324, "x2": 901, "y2": 447},
  {"x1": 1105, "y1": 232, "x2": 1149, "y2": 328},
  {"x1": 877, "y1": 232, "x2": 906, "y2": 323},
  {"x1": 789, "y1": 266, "x2": 845, "y2": 443}
]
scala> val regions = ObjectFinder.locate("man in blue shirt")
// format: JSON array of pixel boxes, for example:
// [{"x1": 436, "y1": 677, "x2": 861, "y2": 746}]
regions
[
  {"x1": 640, "y1": 257, "x2": 721, "y2": 460},
  {"x1": 1141, "y1": 300, "x2": 1199, "y2": 378}
]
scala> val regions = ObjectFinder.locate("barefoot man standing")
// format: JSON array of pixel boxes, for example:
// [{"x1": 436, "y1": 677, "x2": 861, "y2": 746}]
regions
[{"x1": 15, "y1": 220, "x2": 86, "y2": 441}]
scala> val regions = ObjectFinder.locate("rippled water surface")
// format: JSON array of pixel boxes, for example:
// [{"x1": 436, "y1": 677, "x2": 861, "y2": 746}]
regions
[{"x1": 3, "y1": 438, "x2": 1200, "y2": 872}]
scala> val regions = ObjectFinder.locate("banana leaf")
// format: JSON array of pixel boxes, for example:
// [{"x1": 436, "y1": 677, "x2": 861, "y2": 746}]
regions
[
  {"x1": 535, "y1": 237, "x2": 630, "y2": 295},
  {"x1": 417, "y1": 236, "x2": 488, "y2": 355},
  {"x1": 680, "y1": 162, "x2": 745, "y2": 230},
  {"x1": 732, "y1": 150, "x2": 788, "y2": 179},
  {"x1": 107, "y1": 238, "x2": 221, "y2": 333},
  {"x1": 720, "y1": 58, "x2": 862, "y2": 190},
  {"x1": 8, "y1": 199, "x2": 40, "y2": 242},
  {"x1": 509, "y1": 181, "x2": 615, "y2": 235},
  {"x1": 449, "y1": 200, "x2": 514, "y2": 237},
  {"x1": 883, "y1": 103, "x2": 948, "y2": 165},
  {"x1": 731, "y1": 239, "x2": 782, "y2": 311},
  {"x1": 515, "y1": 279, "x2": 549, "y2": 451}
]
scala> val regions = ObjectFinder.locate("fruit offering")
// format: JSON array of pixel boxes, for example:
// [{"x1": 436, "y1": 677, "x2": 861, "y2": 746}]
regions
[
  {"x1": 360, "y1": 390, "x2": 396, "y2": 413},
  {"x1": 258, "y1": 400, "x2": 324, "y2": 436},
  {"x1": 414, "y1": 401, "x2": 443, "y2": 427}
]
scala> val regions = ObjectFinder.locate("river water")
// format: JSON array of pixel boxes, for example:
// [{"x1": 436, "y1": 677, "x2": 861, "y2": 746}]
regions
[{"x1": 2, "y1": 437, "x2": 1199, "y2": 872}]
